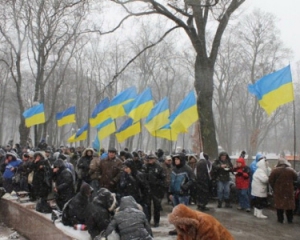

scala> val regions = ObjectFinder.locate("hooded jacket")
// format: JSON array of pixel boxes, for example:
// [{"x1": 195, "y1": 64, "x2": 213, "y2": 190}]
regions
[
  {"x1": 195, "y1": 152, "x2": 212, "y2": 192},
  {"x1": 233, "y1": 158, "x2": 250, "y2": 189},
  {"x1": 250, "y1": 153, "x2": 264, "y2": 176},
  {"x1": 3, "y1": 152, "x2": 22, "y2": 179},
  {"x1": 251, "y1": 158, "x2": 269, "y2": 198},
  {"x1": 76, "y1": 148, "x2": 94, "y2": 183},
  {"x1": 85, "y1": 188, "x2": 116, "y2": 239},
  {"x1": 212, "y1": 152, "x2": 233, "y2": 182},
  {"x1": 106, "y1": 196, "x2": 153, "y2": 240}
]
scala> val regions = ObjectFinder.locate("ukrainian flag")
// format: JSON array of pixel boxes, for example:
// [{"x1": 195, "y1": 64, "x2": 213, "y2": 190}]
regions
[
  {"x1": 68, "y1": 123, "x2": 88, "y2": 143},
  {"x1": 23, "y1": 103, "x2": 46, "y2": 127},
  {"x1": 115, "y1": 118, "x2": 141, "y2": 143},
  {"x1": 109, "y1": 87, "x2": 137, "y2": 119},
  {"x1": 92, "y1": 134, "x2": 100, "y2": 153},
  {"x1": 56, "y1": 106, "x2": 76, "y2": 127},
  {"x1": 170, "y1": 91, "x2": 198, "y2": 133},
  {"x1": 248, "y1": 65, "x2": 294, "y2": 115},
  {"x1": 124, "y1": 88, "x2": 154, "y2": 122},
  {"x1": 151, "y1": 123, "x2": 178, "y2": 141},
  {"x1": 96, "y1": 118, "x2": 116, "y2": 140},
  {"x1": 90, "y1": 98, "x2": 110, "y2": 127},
  {"x1": 145, "y1": 97, "x2": 169, "y2": 133}
]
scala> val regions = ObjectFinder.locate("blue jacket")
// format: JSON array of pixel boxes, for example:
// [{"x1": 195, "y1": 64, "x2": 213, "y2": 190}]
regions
[
  {"x1": 250, "y1": 153, "x2": 263, "y2": 176},
  {"x1": 3, "y1": 159, "x2": 22, "y2": 179}
]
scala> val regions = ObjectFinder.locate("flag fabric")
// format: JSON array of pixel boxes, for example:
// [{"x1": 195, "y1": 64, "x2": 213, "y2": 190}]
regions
[
  {"x1": 145, "y1": 97, "x2": 169, "y2": 133},
  {"x1": 170, "y1": 91, "x2": 198, "y2": 133},
  {"x1": 151, "y1": 123, "x2": 178, "y2": 141},
  {"x1": 90, "y1": 98, "x2": 110, "y2": 127},
  {"x1": 115, "y1": 118, "x2": 141, "y2": 143},
  {"x1": 124, "y1": 88, "x2": 154, "y2": 122},
  {"x1": 23, "y1": 103, "x2": 46, "y2": 127},
  {"x1": 92, "y1": 135, "x2": 100, "y2": 153},
  {"x1": 248, "y1": 65, "x2": 294, "y2": 115},
  {"x1": 96, "y1": 118, "x2": 116, "y2": 140},
  {"x1": 68, "y1": 123, "x2": 88, "y2": 143},
  {"x1": 109, "y1": 87, "x2": 138, "y2": 119},
  {"x1": 56, "y1": 106, "x2": 76, "y2": 127}
]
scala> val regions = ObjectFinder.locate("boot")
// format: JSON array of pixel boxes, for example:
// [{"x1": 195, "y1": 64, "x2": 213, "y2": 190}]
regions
[
  {"x1": 169, "y1": 229, "x2": 177, "y2": 235},
  {"x1": 253, "y1": 208, "x2": 258, "y2": 217},
  {"x1": 256, "y1": 209, "x2": 267, "y2": 219},
  {"x1": 217, "y1": 200, "x2": 222, "y2": 208},
  {"x1": 224, "y1": 199, "x2": 232, "y2": 208}
]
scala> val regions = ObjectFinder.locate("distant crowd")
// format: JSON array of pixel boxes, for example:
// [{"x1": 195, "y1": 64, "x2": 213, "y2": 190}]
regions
[{"x1": 0, "y1": 143, "x2": 300, "y2": 239}]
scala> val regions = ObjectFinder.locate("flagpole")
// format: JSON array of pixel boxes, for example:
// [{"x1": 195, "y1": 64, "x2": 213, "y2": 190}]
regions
[
  {"x1": 182, "y1": 133, "x2": 185, "y2": 150},
  {"x1": 293, "y1": 98, "x2": 296, "y2": 169},
  {"x1": 155, "y1": 130, "x2": 157, "y2": 152},
  {"x1": 169, "y1": 129, "x2": 172, "y2": 154}
]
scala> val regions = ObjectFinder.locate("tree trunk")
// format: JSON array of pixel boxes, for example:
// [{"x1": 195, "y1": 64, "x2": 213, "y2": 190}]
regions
[
  {"x1": 19, "y1": 118, "x2": 30, "y2": 148},
  {"x1": 194, "y1": 54, "x2": 218, "y2": 159}
]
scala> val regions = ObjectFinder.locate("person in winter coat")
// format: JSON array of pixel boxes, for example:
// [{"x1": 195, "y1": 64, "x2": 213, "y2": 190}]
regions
[
  {"x1": 195, "y1": 152, "x2": 212, "y2": 211},
  {"x1": 212, "y1": 151, "x2": 233, "y2": 208},
  {"x1": 89, "y1": 154, "x2": 101, "y2": 198},
  {"x1": 251, "y1": 157, "x2": 270, "y2": 219},
  {"x1": 85, "y1": 188, "x2": 117, "y2": 239},
  {"x1": 76, "y1": 148, "x2": 94, "y2": 188},
  {"x1": 168, "y1": 204, "x2": 234, "y2": 240},
  {"x1": 162, "y1": 155, "x2": 173, "y2": 205},
  {"x1": 155, "y1": 149, "x2": 164, "y2": 163},
  {"x1": 132, "y1": 151, "x2": 143, "y2": 171},
  {"x1": 62, "y1": 182, "x2": 93, "y2": 226},
  {"x1": 250, "y1": 153, "x2": 264, "y2": 178},
  {"x1": 52, "y1": 159, "x2": 75, "y2": 210},
  {"x1": 31, "y1": 151, "x2": 53, "y2": 213},
  {"x1": 233, "y1": 157, "x2": 251, "y2": 212},
  {"x1": 98, "y1": 147, "x2": 123, "y2": 193},
  {"x1": 142, "y1": 154, "x2": 166, "y2": 227},
  {"x1": 2, "y1": 152, "x2": 22, "y2": 193},
  {"x1": 17, "y1": 153, "x2": 32, "y2": 192},
  {"x1": 269, "y1": 158, "x2": 297, "y2": 223},
  {"x1": 106, "y1": 196, "x2": 153, "y2": 240}
]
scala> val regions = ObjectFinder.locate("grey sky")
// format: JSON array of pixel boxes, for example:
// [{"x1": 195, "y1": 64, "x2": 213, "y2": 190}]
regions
[{"x1": 248, "y1": 0, "x2": 300, "y2": 61}]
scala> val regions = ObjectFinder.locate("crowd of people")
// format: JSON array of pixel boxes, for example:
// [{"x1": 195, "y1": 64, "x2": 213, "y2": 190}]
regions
[{"x1": 1, "y1": 143, "x2": 300, "y2": 239}]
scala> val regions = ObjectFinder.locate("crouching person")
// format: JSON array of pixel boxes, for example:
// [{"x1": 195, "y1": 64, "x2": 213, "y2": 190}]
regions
[
  {"x1": 85, "y1": 188, "x2": 116, "y2": 239},
  {"x1": 62, "y1": 182, "x2": 93, "y2": 226},
  {"x1": 106, "y1": 196, "x2": 153, "y2": 240}
]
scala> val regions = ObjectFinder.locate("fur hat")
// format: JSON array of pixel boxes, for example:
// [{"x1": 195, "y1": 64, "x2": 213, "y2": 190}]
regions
[{"x1": 276, "y1": 158, "x2": 291, "y2": 167}]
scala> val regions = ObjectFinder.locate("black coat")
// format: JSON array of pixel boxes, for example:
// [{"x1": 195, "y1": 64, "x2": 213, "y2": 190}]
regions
[
  {"x1": 142, "y1": 162, "x2": 165, "y2": 198},
  {"x1": 106, "y1": 196, "x2": 152, "y2": 240},
  {"x1": 77, "y1": 155, "x2": 93, "y2": 183},
  {"x1": 31, "y1": 159, "x2": 52, "y2": 198},
  {"x1": 85, "y1": 188, "x2": 116, "y2": 239}
]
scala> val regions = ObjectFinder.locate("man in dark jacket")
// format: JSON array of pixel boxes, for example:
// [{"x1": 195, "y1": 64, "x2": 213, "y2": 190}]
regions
[
  {"x1": 85, "y1": 188, "x2": 116, "y2": 239},
  {"x1": 212, "y1": 151, "x2": 233, "y2": 208},
  {"x1": 52, "y1": 159, "x2": 75, "y2": 210},
  {"x1": 31, "y1": 151, "x2": 52, "y2": 213},
  {"x1": 76, "y1": 148, "x2": 94, "y2": 187},
  {"x1": 142, "y1": 154, "x2": 165, "y2": 227},
  {"x1": 62, "y1": 182, "x2": 93, "y2": 226},
  {"x1": 106, "y1": 196, "x2": 153, "y2": 240}
]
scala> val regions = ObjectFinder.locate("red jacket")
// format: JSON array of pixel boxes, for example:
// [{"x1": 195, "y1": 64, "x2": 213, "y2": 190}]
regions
[{"x1": 233, "y1": 158, "x2": 250, "y2": 189}]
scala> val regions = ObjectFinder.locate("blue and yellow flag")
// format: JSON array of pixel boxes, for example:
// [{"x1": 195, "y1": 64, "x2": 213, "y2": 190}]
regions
[
  {"x1": 170, "y1": 91, "x2": 198, "y2": 133},
  {"x1": 109, "y1": 87, "x2": 137, "y2": 119},
  {"x1": 115, "y1": 118, "x2": 141, "y2": 143},
  {"x1": 90, "y1": 98, "x2": 110, "y2": 127},
  {"x1": 23, "y1": 103, "x2": 46, "y2": 127},
  {"x1": 92, "y1": 134, "x2": 101, "y2": 153},
  {"x1": 56, "y1": 106, "x2": 76, "y2": 127},
  {"x1": 68, "y1": 123, "x2": 88, "y2": 143},
  {"x1": 124, "y1": 87, "x2": 154, "y2": 122},
  {"x1": 145, "y1": 97, "x2": 169, "y2": 133},
  {"x1": 248, "y1": 65, "x2": 294, "y2": 115},
  {"x1": 151, "y1": 123, "x2": 178, "y2": 141},
  {"x1": 96, "y1": 118, "x2": 116, "y2": 140}
]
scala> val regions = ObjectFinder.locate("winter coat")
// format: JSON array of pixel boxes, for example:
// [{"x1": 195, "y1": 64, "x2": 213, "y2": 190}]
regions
[
  {"x1": 142, "y1": 162, "x2": 166, "y2": 198},
  {"x1": 89, "y1": 156, "x2": 101, "y2": 180},
  {"x1": 53, "y1": 160, "x2": 75, "y2": 207},
  {"x1": 170, "y1": 155, "x2": 195, "y2": 196},
  {"x1": 106, "y1": 196, "x2": 153, "y2": 240},
  {"x1": 250, "y1": 153, "x2": 264, "y2": 176},
  {"x1": 76, "y1": 148, "x2": 94, "y2": 183},
  {"x1": 98, "y1": 156, "x2": 123, "y2": 192},
  {"x1": 233, "y1": 158, "x2": 250, "y2": 189},
  {"x1": 3, "y1": 158, "x2": 22, "y2": 179},
  {"x1": 31, "y1": 153, "x2": 52, "y2": 198},
  {"x1": 188, "y1": 155, "x2": 198, "y2": 171},
  {"x1": 162, "y1": 162, "x2": 172, "y2": 188},
  {"x1": 251, "y1": 159, "x2": 270, "y2": 198},
  {"x1": 195, "y1": 152, "x2": 212, "y2": 193},
  {"x1": 168, "y1": 204, "x2": 234, "y2": 240},
  {"x1": 212, "y1": 152, "x2": 233, "y2": 182},
  {"x1": 85, "y1": 188, "x2": 116, "y2": 239},
  {"x1": 62, "y1": 182, "x2": 92, "y2": 226},
  {"x1": 269, "y1": 164, "x2": 297, "y2": 210}
]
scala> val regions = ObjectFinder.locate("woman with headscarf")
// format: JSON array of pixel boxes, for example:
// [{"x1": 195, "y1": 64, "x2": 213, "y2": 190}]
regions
[{"x1": 269, "y1": 158, "x2": 297, "y2": 223}]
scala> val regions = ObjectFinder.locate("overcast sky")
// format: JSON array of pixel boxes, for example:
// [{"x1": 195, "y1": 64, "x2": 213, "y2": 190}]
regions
[{"x1": 248, "y1": 0, "x2": 300, "y2": 61}]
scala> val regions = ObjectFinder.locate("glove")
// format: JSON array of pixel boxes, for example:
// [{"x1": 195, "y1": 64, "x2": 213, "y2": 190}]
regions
[{"x1": 236, "y1": 171, "x2": 243, "y2": 176}]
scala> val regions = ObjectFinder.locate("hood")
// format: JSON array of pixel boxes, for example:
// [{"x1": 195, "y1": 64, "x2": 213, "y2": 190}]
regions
[
  {"x1": 118, "y1": 196, "x2": 141, "y2": 211},
  {"x1": 255, "y1": 153, "x2": 263, "y2": 163},
  {"x1": 236, "y1": 157, "x2": 246, "y2": 167},
  {"x1": 80, "y1": 182, "x2": 93, "y2": 197},
  {"x1": 172, "y1": 153, "x2": 186, "y2": 167},
  {"x1": 6, "y1": 151, "x2": 17, "y2": 160},
  {"x1": 256, "y1": 158, "x2": 268, "y2": 172},
  {"x1": 276, "y1": 158, "x2": 291, "y2": 168},
  {"x1": 53, "y1": 159, "x2": 66, "y2": 171},
  {"x1": 218, "y1": 151, "x2": 230, "y2": 160},
  {"x1": 82, "y1": 148, "x2": 94, "y2": 157},
  {"x1": 33, "y1": 151, "x2": 46, "y2": 160},
  {"x1": 93, "y1": 188, "x2": 116, "y2": 212},
  {"x1": 188, "y1": 154, "x2": 198, "y2": 162},
  {"x1": 156, "y1": 149, "x2": 164, "y2": 158}
]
